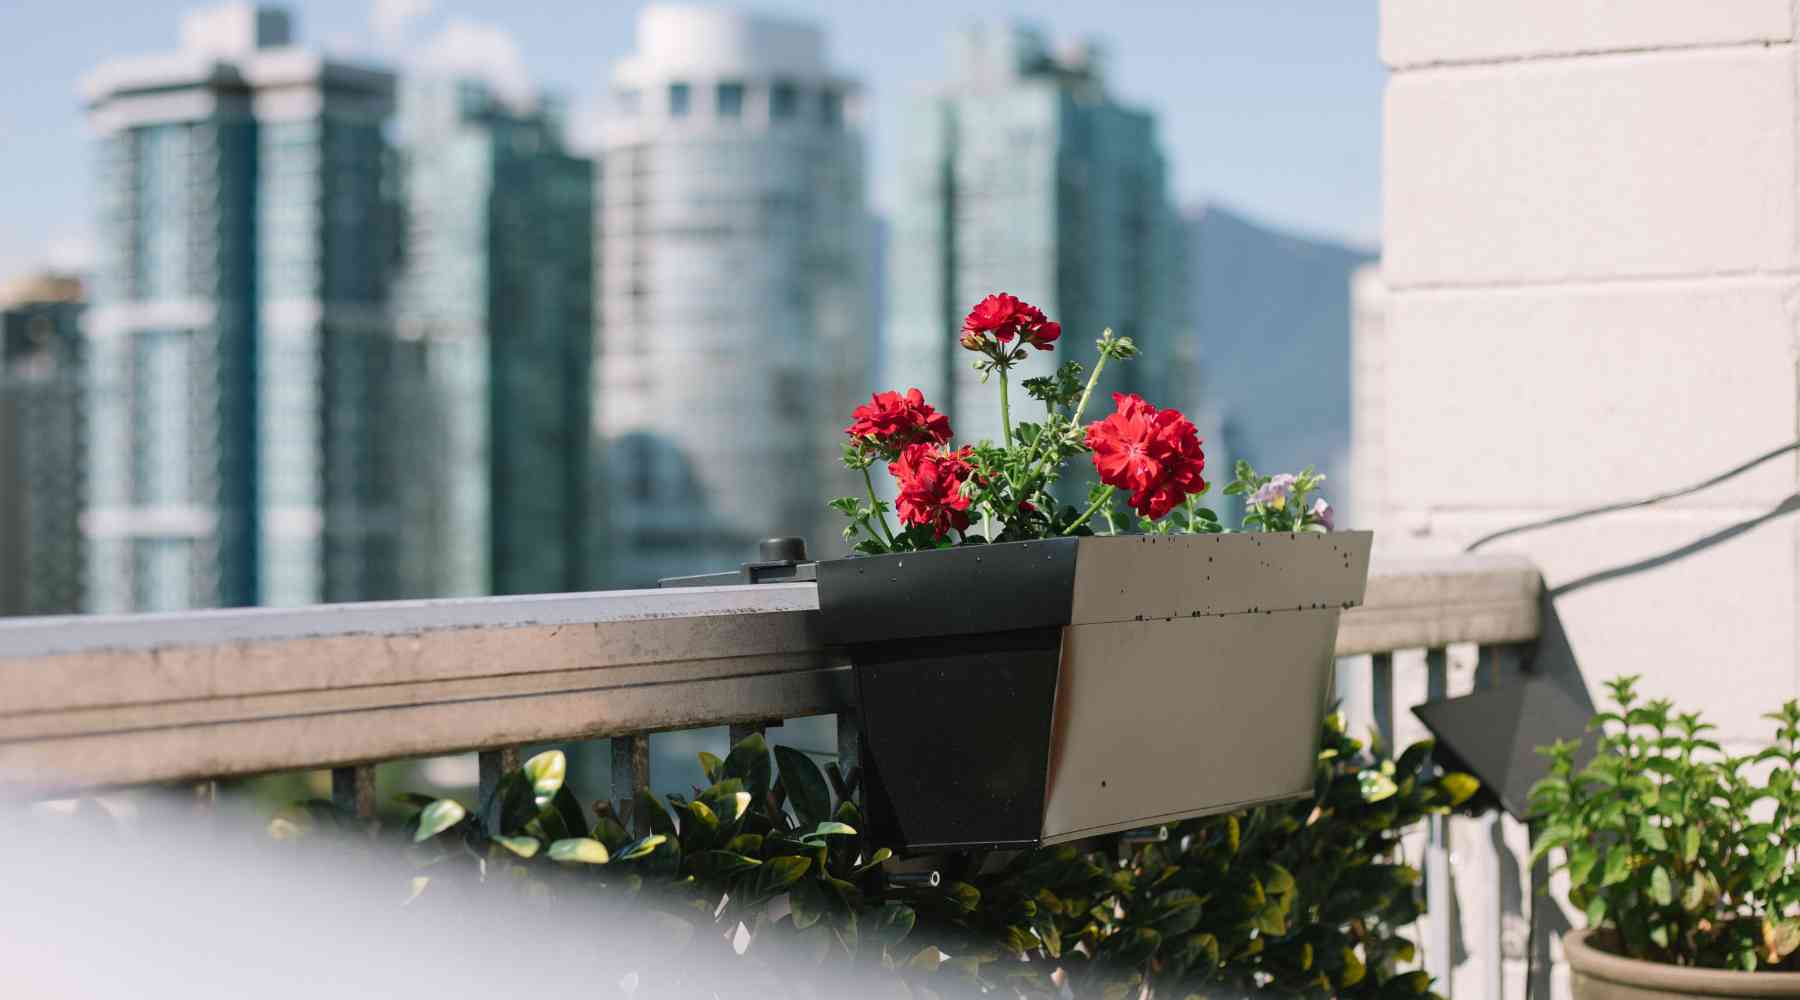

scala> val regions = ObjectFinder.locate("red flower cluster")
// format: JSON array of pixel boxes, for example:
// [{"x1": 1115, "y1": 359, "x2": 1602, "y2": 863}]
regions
[
  {"x1": 845, "y1": 388, "x2": 953, "y2": 457},
  {"x1": 889, "y1": 443, "x2": 975, "y2": 539},
  {"x1": 960, "y1": 293, "x2": 1061, "y2": 352},
  {"x1": 1084, "y1": 393, "x2": 1208, "y2": 519}
]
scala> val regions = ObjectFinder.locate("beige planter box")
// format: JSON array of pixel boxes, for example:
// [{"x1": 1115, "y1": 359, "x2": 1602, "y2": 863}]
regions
[
  {"x1": 1567, "y1": 929, "x2": 1800, "y2": 1000},
  {"x1": 818, "y1": 531, "x2": 1373, "y2": 851}
]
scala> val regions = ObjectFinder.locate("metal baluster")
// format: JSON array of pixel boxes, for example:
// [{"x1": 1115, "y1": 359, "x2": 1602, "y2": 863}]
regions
[
  {"x1": 1370, "y1": 651, "x2": 1395, "y2": 755},
  {"x1": 1477, "y1": 643, "x2": 1524, "y2": 1000},
  {"x1": 611, "y1": 734, "x2": 651, "y2": 835},
  {"x1": 331, "y1": 764, "x2": 377, "y2": 819},
  {"x1": 728, "y1": 720, "x2": 775, "y2": 747},
  {"x1": 1424, "y1": 647, "x2": 1453, "y2": 995},
  {"x1": 836, "y1": 711, "x2": 861, "y2": 788},
  {"x1": 478, "y1": 748, "x2": 520, "y2": 810},
  {"x1": 1527, "y1": 819, "x2": 1553, "y2": 1000}
]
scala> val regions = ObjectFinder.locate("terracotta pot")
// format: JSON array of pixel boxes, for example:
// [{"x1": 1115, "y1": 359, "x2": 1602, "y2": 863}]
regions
[
  {"x1": 815, "y1": 531, "x2": 1373, "y2": 851},
  {"x1": 1566, "y1": 929, "x2": 1800, "y2": 999}
]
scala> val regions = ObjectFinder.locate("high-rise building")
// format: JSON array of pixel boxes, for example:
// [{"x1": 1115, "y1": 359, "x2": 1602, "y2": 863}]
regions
[
  {"x1": 887, "y1": 23, "x2": 1184, "y2": 447},
  {"x1": 1182, "y1": 204, "x2": 1375, "y2": 524},
  {"x1": 0, "y1": 274, "x2": 86, "y2": 616},
  {"x1": 81, "y1": 4, "x2": 401, "y2": 611},
  {"x1": 393, "y1": 77, "x2": 596, "y2": 598},
  {"x1": 596, "y1": 6, "x2": 871, "y2": 584}
]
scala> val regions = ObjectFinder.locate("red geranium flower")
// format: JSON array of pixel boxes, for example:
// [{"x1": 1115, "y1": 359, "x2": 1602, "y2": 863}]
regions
[
  {"x1": 960, "y1": 293, "x2": 1060, "y2": 353},
  {"x1": 845, "y1": 388, "x2": 952, "y2": 457},
  {"x1": 888, "y1": 443, "x2": 975, "y2": 539},
  {"x1": 1084, "y1": 393, "x2": 1207, "y2": 519}
]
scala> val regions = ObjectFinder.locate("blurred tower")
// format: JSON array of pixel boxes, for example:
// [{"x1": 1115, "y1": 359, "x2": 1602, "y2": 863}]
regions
[
  {"x1": 596, "y1": 5, "x2": 871, "y2": 584},
  {"x1": 0, "y1": 274, "x2": 86, "y2": 616},
  {"x1": 1181, "y1": 204, "x2": 1375, "y2": 524},
  {"x1": 393, "y1": 77, "x2": 595, "y2": 597},
  {"x1": 887, "y1": 23, "x2": 1183, "y2": 445},
  {"x1": 81, "y1": 4, "x2": 400, "y2": 610}
]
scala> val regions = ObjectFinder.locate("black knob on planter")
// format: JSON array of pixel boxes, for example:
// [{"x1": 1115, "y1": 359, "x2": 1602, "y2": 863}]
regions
[{"x1": 759, "y1": 537, "x2": 808, "y2": 563}]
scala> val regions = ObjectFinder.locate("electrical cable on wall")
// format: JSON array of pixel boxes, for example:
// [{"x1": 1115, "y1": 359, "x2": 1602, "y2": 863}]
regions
[{"x1": 1451, "y1": 439, "x2": 1800, "y2": 1000}]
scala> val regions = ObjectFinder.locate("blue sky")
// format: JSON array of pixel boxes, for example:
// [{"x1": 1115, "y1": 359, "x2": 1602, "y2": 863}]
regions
[{"x1": 0, "y1": 1, "x2": 1383, "y2": 278}]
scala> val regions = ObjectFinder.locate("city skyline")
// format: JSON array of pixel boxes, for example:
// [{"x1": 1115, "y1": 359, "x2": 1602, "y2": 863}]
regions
[{"x1": 0, "y1": 1, "x2": 1383, "y2": 280}]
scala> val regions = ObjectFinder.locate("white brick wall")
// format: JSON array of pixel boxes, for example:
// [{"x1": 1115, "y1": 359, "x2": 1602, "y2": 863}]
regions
[
  {"x1": 1381, "y1": 0, "x2": 1791, "y2": 68},
  {"x1": 1371, "y1": 5, "x2": 1800, "y2": 997},
  {"x1": 1386, "y1": 49, "x2": 1797, "y2": 285}
]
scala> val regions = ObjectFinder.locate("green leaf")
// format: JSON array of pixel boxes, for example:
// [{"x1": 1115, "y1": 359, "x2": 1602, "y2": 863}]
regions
[
  {"x1": 414, "y1": 799, "x2": 466, "y2": 843},
  {"x1": 677, "y1": 799, "x2": 720, "y2": 849},
  {"x1": 615, "y1": 833, "x2": 667, "y2": 862},
  {"x1": 775, "y1": 745, "x2": 834, "y2": 827},
  {"x1": 853, "y1": 847, "x2": 893, "y2": 876},
  {"x1": 548, "y1": 837, "x2": 610, "y2": 864},
  {"x1": 1586, "y1": 894, "x2": 1607, "y2": 928},
  {"x1": 723, "y1": 733, "x2": 773, "y2": 804},
  {"x1": 1358, "y1": 769, "x2": 1398, "y2": 803},
  {"x1": 690, "y1": 850, "x2": 761, "y2": 880},
  {"x1": 1440, "y1": 772, "x2": 1480, "y2": 806},
  {"x1": 698, "y1": 751, "x2": 723, "y2": 784},
  {"x1": 1770, "y1": 919, "x2": 1800, "y2": 960},
  {"x1": 493, "y1": 835, "x2": 540, "y2": 859},
  {"x1": 1682, "y1": 871, "x2": 1707, "y2": 912},
  {"x1": 1601, "y1": 847, "x2": 1632, "y2": 887},
  {"x1": 545, "y1": 785, "x2": 588, "y2": 841},
  {"x1": 1263, "y1": 863, "x2": 1296, "y2": 897},
  {"x1": 799, "y1": 821, "x2": 857, "y2": 843},
  {"x1": 522, "y1": 749, "x2": 566, "y2": 806},
  {"x1": 746, "y1": 855, "x2": 811, "y2": 901},
  {"x1": 869, "y1": 901, "x2": 916, "y2": 954},
  {"x1": 1683, "y1": 825, "x2": 1700, "y2": 864},
  {"x1": 789, "y1": 876, "x2": 830, "y2": 930},
  {"x1": 1529, "y1": 824, "x2": 1569, "y2": 866},
  {"x1": 1568, "y1": 845, "x2": 1599, "y2": 886},
  {"x1": 635, "y1": 789, "x2": 676, "y2": 839},
  {"x1": 1648, "y1": 866, "x2": 1673, "y2": 906},
  {"x1": 1638, "y1": 819, "x2": 1668, "y2": 852}
]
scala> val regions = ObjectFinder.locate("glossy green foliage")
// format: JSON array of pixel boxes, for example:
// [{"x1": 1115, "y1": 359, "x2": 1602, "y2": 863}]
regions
[{"x1": 277, "y1": 721, "x2": 1468, "y2": 997}]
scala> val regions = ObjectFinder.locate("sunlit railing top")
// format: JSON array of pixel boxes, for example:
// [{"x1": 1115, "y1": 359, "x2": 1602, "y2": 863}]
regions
[{"x1": 0, "y1": 555, "x2": 1540, "y2": 792}]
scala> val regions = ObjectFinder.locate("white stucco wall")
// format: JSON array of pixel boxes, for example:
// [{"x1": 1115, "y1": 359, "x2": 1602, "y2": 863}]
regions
[{"x1": 1371, "y1": 4, "x2": 1800, "y2": 996}]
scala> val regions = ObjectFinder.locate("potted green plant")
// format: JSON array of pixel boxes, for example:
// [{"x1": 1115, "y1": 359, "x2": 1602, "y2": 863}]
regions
[
  {"x1": 1529, "y1": 677, "x2": 1800, "y2": 998},
  {"x1": 817, "y1": 294, "x2": 1373, "y2": 851}
]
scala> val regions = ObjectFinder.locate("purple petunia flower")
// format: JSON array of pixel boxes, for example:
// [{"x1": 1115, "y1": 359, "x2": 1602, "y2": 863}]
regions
[
  {"x1": 1249, "y1": 473, "x2": 1297, "y2": 508},
  {"x1": 1310, "y1": 498, "x2": 1334, "y2": 531}
]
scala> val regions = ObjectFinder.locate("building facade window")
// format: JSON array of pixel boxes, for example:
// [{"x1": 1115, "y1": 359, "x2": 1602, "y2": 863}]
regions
[
  {"x1": 668, "y1": 82, "x2": 691, "y2": 118},
  {"x1": 716, "y1": 81, "x2": 744, "y2": 119},
  {"x1": 770, "y1": 81, "x2": 798, "y2": 120}
]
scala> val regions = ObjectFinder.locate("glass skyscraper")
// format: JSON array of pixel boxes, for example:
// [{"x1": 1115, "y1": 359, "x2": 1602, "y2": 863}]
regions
[
  {"x1": 0, "y1": 274, "x2": 86, "y2": 616},
  {"x1": 596, "y1": 6, "x2": 872, "y2": 584},
  {"x1": 82, "y1": 6, "x2": 400, "y2": 610},
  {"x1": 392, "y1": 77, "x2": 596, "y2": 597},
  {"x1": 887, "y1": 23, "x2": 1185, "y2": 446}
]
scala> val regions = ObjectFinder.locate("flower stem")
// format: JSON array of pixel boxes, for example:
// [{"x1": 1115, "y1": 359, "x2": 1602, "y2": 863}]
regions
[
  {"x1": 1067, "y1": 345, "x2": 1113, "y2": 429},
  {"x1": 862, "y1": 465, "x2": 897, "y2": 547},
  {"x1": 998, "y1": 368, "x2": 1013, "y2": 449},
  {"x1": 1022, "y1": 343, "x2": 1116, "y2": 493},
  {"x1": 1062, "y1": 486, "x2": 1116, "y2": 536}
]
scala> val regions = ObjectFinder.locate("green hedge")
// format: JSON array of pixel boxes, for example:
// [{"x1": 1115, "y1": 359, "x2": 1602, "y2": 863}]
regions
[{"x1": 272, "y1": 712, "x2": 1474, "y2": 998}]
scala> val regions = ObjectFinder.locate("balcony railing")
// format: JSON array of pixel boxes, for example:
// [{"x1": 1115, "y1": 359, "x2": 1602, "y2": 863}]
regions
[{"x1": 0, "y1": 552, "x2": 1545, "y2": 998}]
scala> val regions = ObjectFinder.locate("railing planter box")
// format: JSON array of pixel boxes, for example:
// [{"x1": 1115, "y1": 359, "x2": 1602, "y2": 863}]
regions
[
  {"x1": 1565, "y1": 929, "x2": 1800, "y2": 999},
  {"x1": 816, "y1": 530, "x2": 1373, "y2": 851}
]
